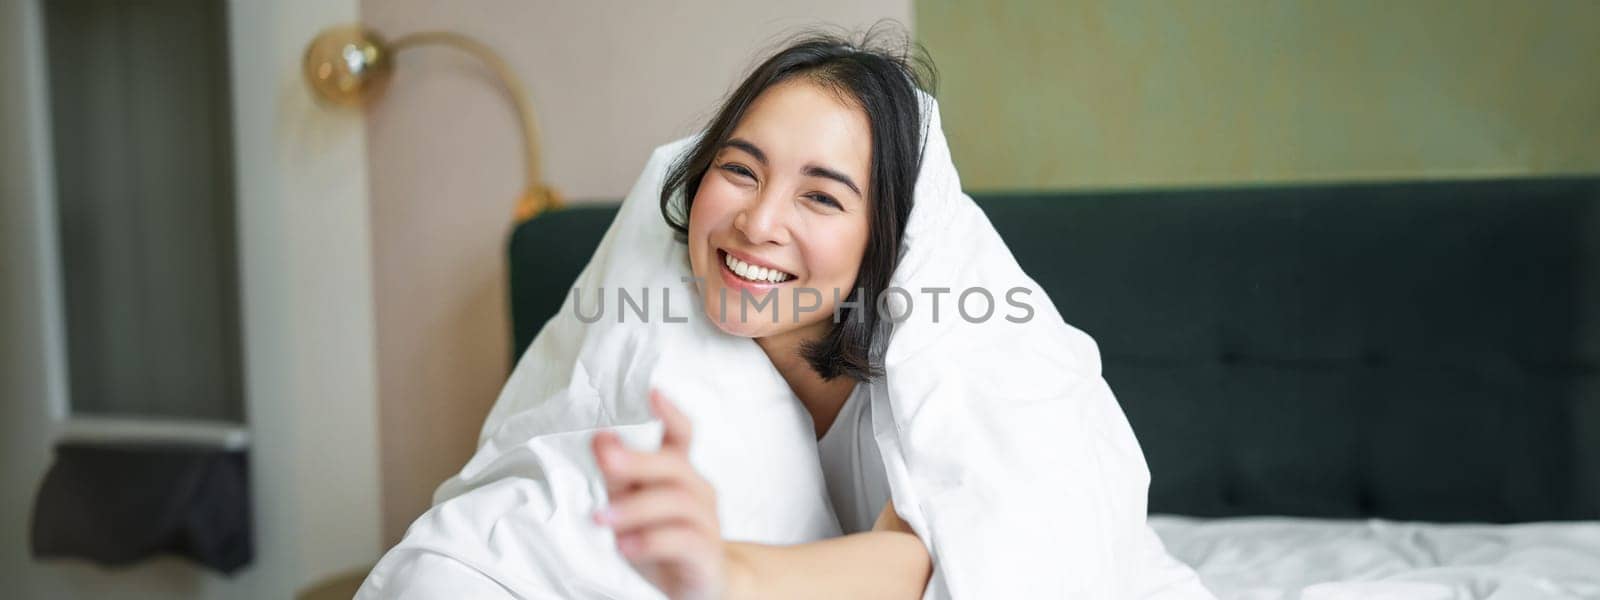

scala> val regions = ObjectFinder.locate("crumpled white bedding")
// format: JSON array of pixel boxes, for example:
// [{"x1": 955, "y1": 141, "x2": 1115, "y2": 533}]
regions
[{"x1": 1150, "y1": 515, "x2": 1600, "y2": 600}]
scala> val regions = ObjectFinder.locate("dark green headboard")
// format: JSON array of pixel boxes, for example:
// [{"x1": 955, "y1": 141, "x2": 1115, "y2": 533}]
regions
[{"x1": 509, "y1": 178, "x2": 1600, "y2": 522}]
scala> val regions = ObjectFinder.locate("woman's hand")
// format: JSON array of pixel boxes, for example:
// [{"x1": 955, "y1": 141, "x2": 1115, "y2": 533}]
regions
[{"x1": 592, "y1": 390, "x2": 731, "y2": 600}]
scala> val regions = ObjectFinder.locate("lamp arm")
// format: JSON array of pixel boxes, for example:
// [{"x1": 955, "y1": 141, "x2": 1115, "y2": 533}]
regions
[{"x1": 392, "y1": 31, "x2": 559, "y2": 217}]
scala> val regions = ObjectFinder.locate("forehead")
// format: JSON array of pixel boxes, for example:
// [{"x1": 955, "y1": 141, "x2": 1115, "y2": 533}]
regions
[{"x1": 728, "y1": 79, "x2": 871, "y2": 178}]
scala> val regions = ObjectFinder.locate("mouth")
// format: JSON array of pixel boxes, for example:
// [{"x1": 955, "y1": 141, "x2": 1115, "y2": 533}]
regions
[{"x1": 718, "y1": 249, "x2": 796, "y2": 286}]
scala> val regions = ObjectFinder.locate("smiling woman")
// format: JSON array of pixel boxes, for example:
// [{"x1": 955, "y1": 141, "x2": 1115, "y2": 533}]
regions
[
  {"x1": 609, "y1": 29, "x2": 937, "y2": 599},
  {"x1": 689, "y1": 83, "x2": 873, "y2": 343},
  {"x1": 660, "y1": 32, "x2": 929, "y2": 385}
]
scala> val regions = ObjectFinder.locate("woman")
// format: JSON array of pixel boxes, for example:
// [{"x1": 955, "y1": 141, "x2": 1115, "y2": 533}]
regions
[
  {"x1": 591, "y1": 31, "x2": 936, "y2": 599},
  {"x1": 359, "y1": 29, "x2": 1210, "y2": 600}
]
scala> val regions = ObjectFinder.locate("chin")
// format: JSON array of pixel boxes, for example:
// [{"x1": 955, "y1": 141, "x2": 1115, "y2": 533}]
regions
[{"x1": 699, "y1": 300, "x2": 779, "y2": 338}]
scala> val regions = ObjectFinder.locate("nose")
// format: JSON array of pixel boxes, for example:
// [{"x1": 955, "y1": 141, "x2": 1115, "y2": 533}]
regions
[{"x1": 733, "y1": 186, "x2": 792, "y2": 246}]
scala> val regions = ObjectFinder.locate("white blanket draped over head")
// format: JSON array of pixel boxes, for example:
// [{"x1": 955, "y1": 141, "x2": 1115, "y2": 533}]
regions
[{"x1": 357, "y1": 97, "x2": 1212, "y2": 599}]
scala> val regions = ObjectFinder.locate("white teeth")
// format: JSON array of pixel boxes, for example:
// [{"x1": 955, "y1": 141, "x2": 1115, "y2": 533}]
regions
[{"x1": 723, "y1": 251, "x2": 791, "y2": 284}]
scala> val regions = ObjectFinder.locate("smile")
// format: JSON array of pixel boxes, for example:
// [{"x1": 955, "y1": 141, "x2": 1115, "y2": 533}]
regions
[{"x1": 720, "y1": 249, "x2": 794, "y2": 284}]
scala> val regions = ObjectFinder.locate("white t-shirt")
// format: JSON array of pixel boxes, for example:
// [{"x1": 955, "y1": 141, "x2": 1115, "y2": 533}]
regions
[{"x1": 816, "y1": 382, "x2": 892, "y2": 534}]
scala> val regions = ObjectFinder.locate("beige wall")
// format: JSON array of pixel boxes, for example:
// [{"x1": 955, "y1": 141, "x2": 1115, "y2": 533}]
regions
[
  {"x1": 917, "y1": 0, "x2": 1600, "y2": 190},
  {"x1": 360, "y1": 0, "x2": 913, "y2": 546}
]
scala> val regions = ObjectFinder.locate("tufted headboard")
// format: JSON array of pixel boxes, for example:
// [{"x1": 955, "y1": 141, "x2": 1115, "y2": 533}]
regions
[{"x1": 508, "y1": 178, "x2": 1600, "y2": 522}]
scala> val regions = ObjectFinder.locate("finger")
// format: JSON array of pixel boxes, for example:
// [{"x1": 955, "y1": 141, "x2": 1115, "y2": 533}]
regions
[
  {"x1": 596, "y1": 486, "x2": 717, "y2": 537},
  {"x1": 650, "y1": 389, "x2": 693, "y2": 455},
  {"x1": 615, "y1": 524, "x2": 716, "y2": 566},
  {"x1": 591, "y1": 430, "x2": 633, "y2": 498},
  {"x1": 594, "y1": 447, "x2": 713, "y2": 501}
]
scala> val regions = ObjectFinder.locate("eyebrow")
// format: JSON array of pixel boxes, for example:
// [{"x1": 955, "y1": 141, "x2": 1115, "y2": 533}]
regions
[
  {"x1": 803, "y1": 165, "x2": 861, "y2": 198},
  {"x1": 722, "y1": 137, "x2": 862, "y2": 198},
  {"x1": 722, "y1": 138, "x2": 767, "y2": 165}
]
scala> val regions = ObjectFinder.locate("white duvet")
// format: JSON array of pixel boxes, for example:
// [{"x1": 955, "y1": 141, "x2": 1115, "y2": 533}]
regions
[
  {"x1": 357, "y1": 95, "x2": 1211, "y2": 598},
  {"x1": 1151, "y1": 515, "x2": 1600, "y2": 600}
]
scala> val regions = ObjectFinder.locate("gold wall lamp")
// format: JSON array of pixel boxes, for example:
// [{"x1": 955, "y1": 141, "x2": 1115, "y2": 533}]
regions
[{"x1": 302, "y1": 25, "x2": 562, "y2": 222}]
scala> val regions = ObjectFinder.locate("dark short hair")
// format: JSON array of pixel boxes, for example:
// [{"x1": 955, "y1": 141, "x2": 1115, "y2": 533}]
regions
[{"x1": 660, "y1": 24, "x2": 935, "y2": 382}]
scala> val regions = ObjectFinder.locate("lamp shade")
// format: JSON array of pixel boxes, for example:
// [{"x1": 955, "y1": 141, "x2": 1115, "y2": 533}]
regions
[{"x1": 302, "y1": 25, "x2": 394, "y2": 107}]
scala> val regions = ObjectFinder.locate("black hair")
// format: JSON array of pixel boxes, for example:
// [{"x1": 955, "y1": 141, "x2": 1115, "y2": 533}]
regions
[{"x1": 659, "y1": 24, "x2": 935, "y2": 382}]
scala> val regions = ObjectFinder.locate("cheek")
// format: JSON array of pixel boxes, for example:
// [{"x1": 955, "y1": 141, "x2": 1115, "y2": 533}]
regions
[
  {"x1": 687, "y1": 180, "x2": 741, "y2": 260},
  {"x1": 804, "y1": 221, "x2": 871, "y2": 288},
  {"x1": 689, "y1": 177, "x2": 746, "y2": 230}
]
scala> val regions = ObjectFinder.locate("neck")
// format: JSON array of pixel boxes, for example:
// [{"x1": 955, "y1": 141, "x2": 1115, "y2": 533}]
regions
[{"x1": 757, "y1": 324, "x2": 857, "y2": 439}]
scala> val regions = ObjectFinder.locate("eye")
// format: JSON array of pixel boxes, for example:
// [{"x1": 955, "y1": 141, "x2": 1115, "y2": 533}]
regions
[
  {"x1": 718, "y1": 163, "x2": 756, "y2": 181},
  {"x1": 804, "y1": 193, "x2": 842, "y2": 209}
]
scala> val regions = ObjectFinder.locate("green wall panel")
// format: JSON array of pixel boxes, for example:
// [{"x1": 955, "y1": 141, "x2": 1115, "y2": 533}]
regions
[{"x1": 916, "y1": 1, "x2": 1600, "y2": 190}]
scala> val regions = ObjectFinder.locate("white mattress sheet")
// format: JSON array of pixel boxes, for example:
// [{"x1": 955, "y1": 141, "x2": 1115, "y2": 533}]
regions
[{"x1": 1150, "y1": 515, "x2": 1600, "y2": 600}]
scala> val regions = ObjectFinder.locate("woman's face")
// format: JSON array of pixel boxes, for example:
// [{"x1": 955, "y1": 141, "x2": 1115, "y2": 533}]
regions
[{"x1": 687, "y1": 79, "x2": 873, "y2": 341}]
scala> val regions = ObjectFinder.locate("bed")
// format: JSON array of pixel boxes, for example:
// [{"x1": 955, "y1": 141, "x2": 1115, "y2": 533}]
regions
[
  {"x1": 1151, "y1": 515, "x2": 1600, "y2": 599},
  {"x1": 506, "y1": 177, "x2": 1600, "y2": 598}
]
